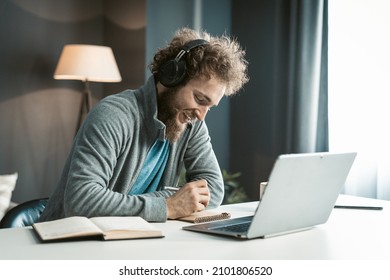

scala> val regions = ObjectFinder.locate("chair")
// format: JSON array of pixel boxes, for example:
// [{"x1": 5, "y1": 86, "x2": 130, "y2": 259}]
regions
[{"x1": 0, "y1": 198, "x2": 48, "y2": 228}]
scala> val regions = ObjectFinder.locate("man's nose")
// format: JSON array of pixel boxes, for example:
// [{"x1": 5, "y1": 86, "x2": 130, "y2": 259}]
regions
[{"x1": 195, "y1": 106, "x2": 209, "y2": 121}]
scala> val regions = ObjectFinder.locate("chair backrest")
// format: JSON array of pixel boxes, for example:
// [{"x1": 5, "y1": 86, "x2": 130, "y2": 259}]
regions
[{"x1": 0, "y1": 198, "x2": 48, "y2": 228}]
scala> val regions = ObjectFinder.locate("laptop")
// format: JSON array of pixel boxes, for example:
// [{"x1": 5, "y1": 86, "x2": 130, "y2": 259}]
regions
[{"x1": 183, "y1": 152, "x2": 357, "y2": 239}]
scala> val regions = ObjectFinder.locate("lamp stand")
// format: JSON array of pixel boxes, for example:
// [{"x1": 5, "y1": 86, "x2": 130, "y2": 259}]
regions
[{"x1": 76, "y1": 80, "x2": 92, "y2": 134}]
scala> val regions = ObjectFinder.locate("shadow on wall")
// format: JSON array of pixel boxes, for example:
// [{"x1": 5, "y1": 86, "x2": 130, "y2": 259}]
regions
[{"x1": 0, "y1": 88, "x2": 81, "y2": 202}]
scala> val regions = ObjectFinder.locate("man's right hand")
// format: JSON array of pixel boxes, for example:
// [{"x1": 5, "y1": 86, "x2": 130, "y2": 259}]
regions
[{"x1": 166, "y1": 179, "x2": 210, "y2": 219}]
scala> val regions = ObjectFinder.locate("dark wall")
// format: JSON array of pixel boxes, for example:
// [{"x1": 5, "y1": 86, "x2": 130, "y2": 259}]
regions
[
  {"x1": 230, "y1": 0, "x2": 292, "y2": 199},
  {"x1": 0, "y1": 0, "x2": 146, "y2": 203},
  {"x1": 104, "y1": 0, "x2": 146, "y2": 93}
]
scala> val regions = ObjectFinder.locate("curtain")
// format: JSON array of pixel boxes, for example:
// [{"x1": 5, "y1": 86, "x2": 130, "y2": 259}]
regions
[
  {"x1": 230, "y1": 0, "x2": 328, "y2": 200},
  {"x1": 279, "y1": 0, "x2": 328, "y2": 153},
  {"x1": 328, "y1": 0, "x2": 390, "y2": 200}
]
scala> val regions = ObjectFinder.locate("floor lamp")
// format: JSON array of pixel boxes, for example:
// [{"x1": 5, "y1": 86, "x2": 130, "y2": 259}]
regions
[{"x1": 53, "y1": 44, "x2": 122, "y2": 133}]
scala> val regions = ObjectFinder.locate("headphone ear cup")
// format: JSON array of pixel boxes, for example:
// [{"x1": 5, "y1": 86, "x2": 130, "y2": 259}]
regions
[
  {"x1": 158, "y1": 59, "x2": 187, "y2": 88},
  {"x1": 157, "y1": 39, "x2": 208, "y2": 87}
]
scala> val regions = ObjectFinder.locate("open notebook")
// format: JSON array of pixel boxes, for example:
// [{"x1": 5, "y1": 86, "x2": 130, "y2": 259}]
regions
[{"x1": 183, "y1": 152, "x2": 357, "y2": 239}]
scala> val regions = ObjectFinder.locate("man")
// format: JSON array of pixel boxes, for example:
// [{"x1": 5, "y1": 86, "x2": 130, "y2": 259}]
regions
[{"x1": 40, "y1": 28, "x2": 248, "y2": 222}]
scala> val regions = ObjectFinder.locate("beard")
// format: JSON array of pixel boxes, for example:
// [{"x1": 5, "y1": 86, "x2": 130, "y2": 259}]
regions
[{"x1": 157, "y1": 87, "x2": 187, "y2": 143}]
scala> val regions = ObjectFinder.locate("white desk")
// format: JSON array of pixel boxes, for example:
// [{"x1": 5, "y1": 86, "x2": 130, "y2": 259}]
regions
[{"x1": 0, "y1": 195, "x2": 389, "y2": 260}]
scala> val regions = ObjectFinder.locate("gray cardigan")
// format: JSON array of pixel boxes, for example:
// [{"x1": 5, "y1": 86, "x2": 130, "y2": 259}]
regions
[{"x1": 39, "y1": 77, "x2": 224, "y2": 222}]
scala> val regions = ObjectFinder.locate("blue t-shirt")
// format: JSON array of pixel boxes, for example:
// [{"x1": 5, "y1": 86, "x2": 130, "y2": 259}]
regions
[{"x1": 129, "y1": 139, "x2": 170, "y2": 195}]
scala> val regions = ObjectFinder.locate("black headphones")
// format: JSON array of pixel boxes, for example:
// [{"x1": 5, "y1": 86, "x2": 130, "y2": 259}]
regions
[{"x1": 157, "y1": 39, "x2": 208, "y2": 88}]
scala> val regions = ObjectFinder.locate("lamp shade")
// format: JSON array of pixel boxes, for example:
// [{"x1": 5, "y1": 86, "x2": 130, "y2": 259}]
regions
[{"x1": 54, "y1": 44, "x2": 122, "y2": 82}]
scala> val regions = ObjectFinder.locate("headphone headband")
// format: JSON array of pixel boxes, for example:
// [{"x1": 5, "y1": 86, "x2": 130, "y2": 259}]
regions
[
  {"x1": 157, "y1": 39, "x2": 209, "y2": 88},
  {"x1": 182, "y1": 39, "x2": 208, "y2": 52}
]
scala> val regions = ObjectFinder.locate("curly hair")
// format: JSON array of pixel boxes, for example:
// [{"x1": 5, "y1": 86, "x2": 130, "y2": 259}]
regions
[{"x1": 149, "y1": 27, "x2": 249, "y2": 96}]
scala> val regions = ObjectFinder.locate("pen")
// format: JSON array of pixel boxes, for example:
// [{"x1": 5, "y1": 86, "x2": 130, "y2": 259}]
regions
[
  {"x1": 164, "y1": 186, "x2": 180, "y2": 191},
  {"x1": 334, "y1": 205, "x2": 383, "y2": 211}
]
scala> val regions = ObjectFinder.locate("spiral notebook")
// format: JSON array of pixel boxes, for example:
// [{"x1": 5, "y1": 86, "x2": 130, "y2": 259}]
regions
[{"x1": 179, "y1": 211, "x2": 231, "y2": 223}]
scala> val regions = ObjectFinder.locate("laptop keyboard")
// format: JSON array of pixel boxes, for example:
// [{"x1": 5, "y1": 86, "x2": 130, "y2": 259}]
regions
[{"x1": 210, "y1": 221, "x2": 251, "y2": 233}]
